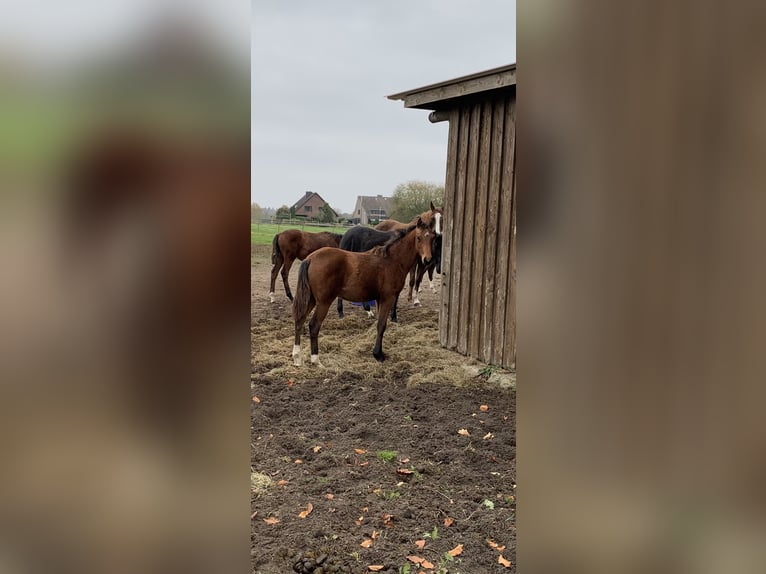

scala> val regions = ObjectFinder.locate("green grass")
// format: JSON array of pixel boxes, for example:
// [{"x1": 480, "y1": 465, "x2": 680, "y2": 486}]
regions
[
  {"x1": 376, "y1": 450, "x2": 398, "y2": 463},
  {"x1": 251, "y1": 222, "x2": 351, "y2": 245}
]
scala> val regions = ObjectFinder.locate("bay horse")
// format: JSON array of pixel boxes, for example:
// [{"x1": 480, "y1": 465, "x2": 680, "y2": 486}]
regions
[
  {"x1": 336, "y1": 225, "x2": 400, "y2": 321},
  {"x1": 292, "y1": 217, "x2": 435, "y2": 366},
  {"x1": 376, "y1": 202, "x2": 445, "y2": 307},
  {"x1": 374, "y1": 201, "x2": 444, "y2": 236},
  {"x1": 408, "y1": 233, "x2": 442, "y2": 306},
  {"x1": 269, "y1": 229, "x2": 343, "y2": 302}
]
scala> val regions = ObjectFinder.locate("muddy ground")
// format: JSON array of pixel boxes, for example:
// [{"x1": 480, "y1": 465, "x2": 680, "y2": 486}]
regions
[{"x1": 251, "y1": 244, "x2": 516, "y2": 573}]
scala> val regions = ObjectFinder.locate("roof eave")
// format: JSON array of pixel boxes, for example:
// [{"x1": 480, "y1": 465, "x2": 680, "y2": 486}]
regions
[{"x1": 387, "y1": 63, "x2": 516, "y2": 110}]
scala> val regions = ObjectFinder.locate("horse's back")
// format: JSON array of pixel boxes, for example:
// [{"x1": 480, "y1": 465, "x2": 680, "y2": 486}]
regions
[{"x1": 341, "y1": 225, "x2": 393, "y2": 252}]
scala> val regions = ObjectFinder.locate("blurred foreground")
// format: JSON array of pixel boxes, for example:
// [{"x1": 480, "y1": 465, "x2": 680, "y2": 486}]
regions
[
  {"x1": 0, "y1": 3, "x2": 249, "y2": 573},
  {"x1": 518, "y1": 1, "x2": 766, "y2": 573}
]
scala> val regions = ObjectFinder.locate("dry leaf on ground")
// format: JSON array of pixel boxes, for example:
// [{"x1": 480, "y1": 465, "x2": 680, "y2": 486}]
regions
[
  {"x1": 443, "y1": 517, "x2": 454, "y2": 527},
  {"x1": 313, "y1": 445, "x2": 322, "y2": 453},
  {"x1": 298, "y1": 502, "x2": 313, "y2": 519},
  {"x1": 368, "y1": 566, "x2": 384, "y2": 572},
  {"x1": 360, "y1": 538, "x2": 373, "y2": 548},
  {"x1": 479, "y1": 404, "x2": 489, "y2": 411},
  {"x1": 252, "y1": 396, "x2": 261, "y2": 403},
  {"x1": 487, "y1": 539, "x2": 506, "y2": 551},
  {"x1": 354, "y1": 448, "x2": 367, "y2": 454},
  {"x1": 415, "y1": 539, "x2": 426, "y2": 549},
  {"x1": 325, "y1": 493, "x2": 334, "y2": 500},
  {"x1": 498, "y1": 555, "x2": 512, "y2": 568},
  {"x1": 263, "y1": 517, "x2": 280, "y2": 525},
  {"x1": 458, "y1": 428, "x2": 470, "y2": 436},
  {"x1": 448, "y1": 544, "x2": 463, "y2": 557}
]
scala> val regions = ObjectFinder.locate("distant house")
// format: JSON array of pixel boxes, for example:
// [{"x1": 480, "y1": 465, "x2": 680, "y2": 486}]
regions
[
  {"x1": 291, "y1": 191, "x2": 337, "y2": 219},
  {"x1": 352, "y1": 195, "x2": 392, "y2": 225}
]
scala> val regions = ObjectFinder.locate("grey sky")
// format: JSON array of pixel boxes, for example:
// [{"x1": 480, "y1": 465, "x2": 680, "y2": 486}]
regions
[{"x1": 251, "y1": 0, "x2": 516, "y2": 213}]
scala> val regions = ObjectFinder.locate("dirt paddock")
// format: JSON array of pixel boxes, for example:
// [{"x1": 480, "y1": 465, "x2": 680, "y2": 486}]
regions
[{"x1": 251, "y1": 243, "x2": 516, "y2": 573}]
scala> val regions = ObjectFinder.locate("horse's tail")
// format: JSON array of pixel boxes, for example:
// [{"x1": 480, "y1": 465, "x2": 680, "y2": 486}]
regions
[
  {"x1": 271, "y1": 233, "x2": 281, "y2": 264},
  {"x1": 292, "y1": 260, "x2": 314, "y2": 321}
]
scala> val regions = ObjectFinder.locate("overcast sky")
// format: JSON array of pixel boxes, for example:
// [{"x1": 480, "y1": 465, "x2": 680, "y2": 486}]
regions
[{"x1": 252, "y1": 1, "x2": 516, "y2": 213}]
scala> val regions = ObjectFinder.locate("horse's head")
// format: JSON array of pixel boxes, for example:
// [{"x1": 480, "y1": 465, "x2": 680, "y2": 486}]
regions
[
  {"x1": 429, "y1": 201, "x2": 444, "y2": 235},
  {"x1": 415, "y1": 216, "x2": 436, "y2": 265}
]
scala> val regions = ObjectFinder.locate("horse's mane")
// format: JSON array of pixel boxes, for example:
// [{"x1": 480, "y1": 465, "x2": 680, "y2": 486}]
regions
[{"x1": 372, "y1": 223, "x2": 417, "y2": 257}]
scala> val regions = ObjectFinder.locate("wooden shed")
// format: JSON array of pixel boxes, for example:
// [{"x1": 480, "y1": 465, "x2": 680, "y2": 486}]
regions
[{"x1": 388, "y1": 64, "x2": 516, "y2": 369}]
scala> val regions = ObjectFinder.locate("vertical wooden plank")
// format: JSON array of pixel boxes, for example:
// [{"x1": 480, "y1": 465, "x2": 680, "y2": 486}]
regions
[
  {"x1": 469, "y1": 100, "x2": 493, "y2": 360},
  {"x1": 439, "y1": 110, "x2": 460, "y2": 349},
  {"x1": 481, "y1": 99, "x2": 506, "y2": 362},
  {"x1": 498, "y1": 101, "x2": 516, "y2": 368},
  {"x1": 457, "y1": 104, "x2": 481, "y2": 355},
  {"x1": 491, "y1": 97, "x2": 515, "y2": 366},
  {"x1": 504, "y1": 144, "x2": 517, "y2": 369},
  {"x1": 447, "y1": 107, "x2": 471, "y2": 350}
]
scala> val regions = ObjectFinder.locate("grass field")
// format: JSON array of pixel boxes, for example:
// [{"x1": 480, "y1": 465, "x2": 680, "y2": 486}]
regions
[{"x1": 251, "y1": 222, "x2": 351, "y2": 245}]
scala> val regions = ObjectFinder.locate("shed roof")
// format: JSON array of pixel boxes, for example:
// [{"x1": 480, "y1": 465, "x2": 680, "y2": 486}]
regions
[{"x1": 387, "y1": 63, "x2": 516, "y2": 111}]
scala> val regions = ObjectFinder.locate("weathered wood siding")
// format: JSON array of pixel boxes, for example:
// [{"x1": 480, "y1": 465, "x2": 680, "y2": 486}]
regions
[{"x1": 440, "y1": 93, "x2": 516, "y2": 369}]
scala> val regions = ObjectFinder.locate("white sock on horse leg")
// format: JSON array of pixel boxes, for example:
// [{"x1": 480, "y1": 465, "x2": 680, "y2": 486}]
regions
[
  {"x1": 310, "y1": 354, "x2": 323, "y2": 367},
  {"x1": 413, "y1": 294, "x2": 421, "y2": 306},
  {"x1": 367, "y1": 309, "x2": 375, "y2": 318},
  {"x1": 269, "y1": 291, "x2": 275, "y2": 303},
  {"x1": 292, "y1": 344, "x2": 302, "y2": 366}
]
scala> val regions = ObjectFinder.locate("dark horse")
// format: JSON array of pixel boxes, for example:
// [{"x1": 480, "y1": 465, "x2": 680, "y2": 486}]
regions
[
  {"x1": 269, "y1": 230, "x2": 343, "y2": 302},
  {"x1": 408, "y1": 233, "x2": 442, "y2": 306},
  {"x1": 336, "y1": 225, "x2": 401, "y2": 321},
  {"x1": 292, "y1": 218, "x2": 435, "y2": 365}
]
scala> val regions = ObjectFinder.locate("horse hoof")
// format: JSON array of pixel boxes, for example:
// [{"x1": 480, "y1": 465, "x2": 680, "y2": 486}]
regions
[
  {"x1": 287, "y1": 295, "x2": 294, "y2": 302},
  {"x1": 310, "y1": 355, "x2": 324, "y2": 368},
  {"x1": 367, "y1": 310, "x2": 375, "y2": 319},
  {"x1": 268, "y1": 292, "x2": 275, "y2": 303},
  {"x1": 373, "y1": 352, "x2": 385, "y2": 362},
  {"x1": 293, "y1": 356, "x2": 302, "y2": 367},
  {"x1": 413, "y1": 300, "x2": 421, "y2": 307}
]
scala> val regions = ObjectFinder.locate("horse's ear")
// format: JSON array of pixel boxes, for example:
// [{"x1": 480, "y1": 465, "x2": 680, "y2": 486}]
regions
[
  {"x1": 430, "y1": 201, "x2": 436, "y2": 211},
  {"x1": 416, "y1": 216, "x2": 423, "y2": 227}
]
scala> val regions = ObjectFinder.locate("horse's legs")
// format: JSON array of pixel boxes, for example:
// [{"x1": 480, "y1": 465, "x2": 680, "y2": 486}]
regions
[
  {"x1": 308, "y1": 302, "x2": 330, "y2": 367},
  {"x1": 407, "y1": 264, "x2": 416, "y2": 302},
  {"x1": 269, "y1": 258, "x2": 283, "y2": 303},
  {"x1": 337, "y1": 297, "x2": 344, "y2": 319},
  {"x1": 363, "y1": 301, "x2": 374, "y2": 318},
  {"x1": 373, "y1": 299, "x2": 394, "y2": 361},
  {"x1": 293, "y1": 298, "x2": 315, "y2": 366},
  {"x1": 427, "y1": 266, "x2": 436, "y2": 292},
  {"x1": 413, "y1": 265, "x2": 425, "y2": 307},
  {"x1": 281, "y1": 257, "x2": 295, "y2": 301},
  {"x1": 390, "y1": 293, "x2": 399, "y2": 323}
]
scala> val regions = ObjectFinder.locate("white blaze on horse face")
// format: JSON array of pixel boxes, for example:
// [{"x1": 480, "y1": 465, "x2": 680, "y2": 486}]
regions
[
  {"x1": 434, "y1": 212, "x2": 442, "y2": 235},
  {"x1": 269, "y1": 291, "x2": 275, "y2": 303},
  {"x1": 292, "y1": 344, "x2": 302, "y2": 366}
]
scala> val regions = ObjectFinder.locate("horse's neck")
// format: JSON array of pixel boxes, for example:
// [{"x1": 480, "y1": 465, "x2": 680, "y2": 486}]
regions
[{"x1": 386, "y1": 230, "x2": 419, "y2": 272}]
